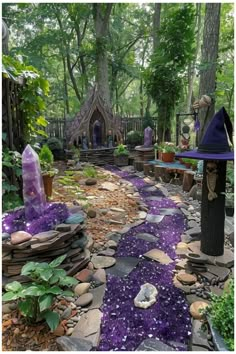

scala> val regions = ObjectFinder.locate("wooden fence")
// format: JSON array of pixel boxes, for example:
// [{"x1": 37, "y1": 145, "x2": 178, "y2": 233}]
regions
[{"x1": 45, "y1": 117, "x2": 159, "y2": 144}]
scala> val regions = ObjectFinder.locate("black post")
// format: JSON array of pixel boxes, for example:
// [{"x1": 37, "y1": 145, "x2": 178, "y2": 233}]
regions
[
  {"x1": 200, "y1": 160, "x2": 227, "y2": 256},
  {"x1": 176, "y1": 114, "x2": 180, "y2": 146}
]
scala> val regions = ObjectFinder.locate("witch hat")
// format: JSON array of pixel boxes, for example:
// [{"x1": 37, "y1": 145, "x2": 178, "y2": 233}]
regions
[{"x1": 176, "y1": 107, "x2": 234, "y2": 161}]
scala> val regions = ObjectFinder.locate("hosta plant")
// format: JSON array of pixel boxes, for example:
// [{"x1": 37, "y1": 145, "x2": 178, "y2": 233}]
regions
[{"x1": 2, "y1": 254, "x2": 78, "y2": 331}]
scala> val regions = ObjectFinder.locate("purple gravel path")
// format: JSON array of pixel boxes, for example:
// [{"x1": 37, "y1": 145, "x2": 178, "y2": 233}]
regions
[{"x1": 98, "y1": 166, "x2": 191, "y2": 351}]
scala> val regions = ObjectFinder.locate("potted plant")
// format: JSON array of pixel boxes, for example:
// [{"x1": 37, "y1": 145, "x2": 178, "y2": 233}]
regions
[
  {"x1": 114, "y1": 144, "x2": 129, "y2": 166},
  {"x1": 39, "y1": 145, "x2": 58, "y2": 200},
  {"x1": 182, "y1": 158, "x2": 192, "y2": 169},
  {"x1": 202, "y1": 279, "x2": 234, "y2": 351},
  {"x1": 159, "y1": 142, "x2": 176, "y2": 162}
]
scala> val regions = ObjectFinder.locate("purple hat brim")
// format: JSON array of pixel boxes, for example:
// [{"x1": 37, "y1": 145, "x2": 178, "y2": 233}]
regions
[{"x1": 175, "y1": 149, "x2": 234, "y2": 161}]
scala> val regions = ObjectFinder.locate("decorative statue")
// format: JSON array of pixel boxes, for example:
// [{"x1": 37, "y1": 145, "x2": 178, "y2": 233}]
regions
[
  {"x1": 81, "y1": 131, "x2": 88, "y2": 150},
  {"x1": 206, "y1": 161, "x2": 218, "y2": 201},
  {"x1": 143, "y1": 126, "x2": 153, "y2": 147},
  {"x1": 107, "y1": 130, "x2": 113, "y2": 148},
  {"x1": 180, "y1": 125, "x2": 190, "y2": 149}
]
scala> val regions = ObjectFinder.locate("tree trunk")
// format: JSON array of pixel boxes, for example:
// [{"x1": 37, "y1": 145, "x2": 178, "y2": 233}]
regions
[
  {"x1": 153, "y1": 3, "x2": 161, "y2": 51},
  {"x1": 185, "y1": 3, "x2": 202, "y2": 112},
  {"x1": 93, "y1": 4, "x2": 113, "y2": 108},
  {"x1": 198, "y1": 4, "x2": 221, "y2": 141},
  {"x1": 62, "y1": 56, "x2": 69, "y2": 114}
]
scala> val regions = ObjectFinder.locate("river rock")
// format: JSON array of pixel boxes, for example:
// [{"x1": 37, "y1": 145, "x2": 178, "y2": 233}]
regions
[
  {"x1": 100, "y1": 182, "x2": 118, "y2": 192},
  {"x1": 11, "y1": 231, "x2": 32, "y2": 245},
  {"x1": 75, "y1": 269, "x2": 93, "y2": 282},
  {"x1": 76, "y1": 293, "x2": 93, "y2": 307},
  {"x1": 87, "y1": 209, "x2": 96, "y2": 218},
  {"x1": 85, "y1": 178, "x2": 97, "y2": 186},
  {"x1": 65, "y1": 214, "x2": 84, "y2": 224},
  {"x1": 74, "y1": 283, "x2": 90, "y2": 296},
  {"x1": 56, "y1": 336, "x2": 93, "y2": 351},
  {"x1": 31, "y1": 230, "x2": 59, "y2": 243},
  {"x1": 144, "y1": 249, "x2": 173, "y2": 265},
  {"x1": 190, "y1": 301, "x2": 209, "y2": 319},
  {"x1": 55, "y1": 224, "x2": 71, "y2": 232},
  {"x1": 92, "y1": 269, "x2": 106, "y2": 285},
  {"x1": 134, "y1": 283, "x2": 158, "y2": 309},
  {"x1": 2, "y1": 233, "x2": 10, "y2": 241},
  {"x1": 91, "y1": 255, "x2": 116, "y2": 269},
  {"x1": 177, "y1": 273, "x2": 197, "y2": 285}
]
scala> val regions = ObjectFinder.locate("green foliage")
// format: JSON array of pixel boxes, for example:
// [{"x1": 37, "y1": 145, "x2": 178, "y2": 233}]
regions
[
  {"x1": 145, "y1": 4, "x2": 195, "y2": 138},
  {"x1": 2, "y1": 255, "x2": 78, "y2": 331},
  {"x1": 39, "y1": 145, "x2": 58, "y2": 176},
  {"x1": 159, "y1": 142, "x2": 176, "y2": 153},
  {"x1": 204, "y1": 280, "x2": 234, "y2": 350},
  {"x1": 46, "y1": 137, "x2": 63, "y2": 151},
  {"x1": 2, "y1": 148, "x2": 23, "y2": 211},
  {"x1": 83, "y1": 166, "x2": 98, "y2": 178},
  {"x1": 2, "y1": 55, "x2": 49, "y2": 143},
  {"x1": 114, "y1": 144, "x2": 129, "y2": 157},
  {"x1": 126, "y1": 131, "x2": 143, "y2": 146}
]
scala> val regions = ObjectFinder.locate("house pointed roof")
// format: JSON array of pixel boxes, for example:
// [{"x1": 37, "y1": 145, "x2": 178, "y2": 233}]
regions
[{"x1": 67, "y1": 85, "x2": 122, "y2": 145}]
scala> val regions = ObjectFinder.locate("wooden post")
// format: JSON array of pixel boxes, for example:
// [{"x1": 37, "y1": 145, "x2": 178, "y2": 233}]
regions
[{"x1": 200, "y1": 160, "x2": 226, "y2": 256}]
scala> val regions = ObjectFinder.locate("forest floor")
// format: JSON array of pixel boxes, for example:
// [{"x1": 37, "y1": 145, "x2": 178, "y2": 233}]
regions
[{"x1": 2, "y1": 162, "x2": 234, "y2": 351}]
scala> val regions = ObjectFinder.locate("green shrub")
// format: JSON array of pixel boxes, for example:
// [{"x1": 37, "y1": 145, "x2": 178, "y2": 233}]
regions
[
  {"x1": 83, "y1": 166, "x2": 97, "y2": 178},
  {"x1": 2, "y1": 192, "x2": 23, "y2": 212},
  {"x1": 127, "y1": 131, "x2": 143, "y2": 146},
  {"x1": 114, "y1": 144, "x2": 129, "y2": 157},
  {"x1": 2, "y1": 255, "x2": 78, "y2": 331},
  {"x1": 204, "y1": 280, "x2": 234, "y2": 350},
  {"x1": 47, "y1": 137, "x2": 63, "y2": 151},
  {"x1": 39, "y1": 145, "x2": 54, "y2": 165}
]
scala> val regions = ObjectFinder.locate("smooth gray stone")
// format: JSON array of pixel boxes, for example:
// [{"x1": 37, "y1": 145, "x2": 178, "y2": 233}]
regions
[
  {"x1": 55, "y1": 224, "x2": 71, "y2": 232},
  {"x1": 145, "y1": 196, "x2": 163, "y2": 201},
  {"x1": 136, "y1": 338, "x2": 175, "y2": 351},
  {"x1": 146, "y1": 214, "x2": 164, "y2": 223},
  {"x1": 88, "y1": 285, "x2": 106, "y2": 310},
  {"x1": 143, "y1": 186, "x2": 157, "y2": 192},
  {"x1": 135, "y1": 233, "x2": 159, "y2": 243},
  {"x1": 106, "y1": 257, "x2": 140, "y2": 278},
  {"x1": 71, "y1": 235, "x2": 88, "y2": 249},
  {"x1": 56, "y1": 336, "x2": 93, "y2": 351},
  {"x1": 192, "y1": 320, "x2": 212, "y2": 351},
  {"x1": 2, "y1": 233, "x2": 10, "y2": 240},
  {"x1": 186, "y1": 227, "x2": 201, "y2": 236},
  {"x1": 97, "y1": 248, "x2": 116, "y2": 257},
  {"x1": 159, "y1": 208, "x2": 182, "y2": 215},
  {"x1": 105, "y1": 232, "x2": 122, "y2": 243}
]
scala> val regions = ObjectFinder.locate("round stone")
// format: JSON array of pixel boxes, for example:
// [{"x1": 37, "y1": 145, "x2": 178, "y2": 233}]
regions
[
  {"x1": 91, "y1": 255, "x2": 116, "y2": 269},
  {"x1": 177, "y1": 273, "x2": 197, "y2": 285},
  {"x1": 190, "y1": 301, "x2": 209, "y2": 319},
  {"x1": 74, "y1": 283, "x2": 90, "y2": 296},
  {"x1": 75, "y1": 293, "x2": 93, "y2": 307},
  {"x1": 87, "y1": 209, "x2": 97, "y2": 218},
  {"x1": 92, "y1": 268, "x2": 106, "y2": 285},
  {"x1": 11, "y1": 231, "x2": 32, "y2": 245},
  {"x1": 75, "y1": 269, "x2": 93, "y2": 282},
  {"x1": 106, "y1": 240, "x2": 117, "y2": 249},
  {"x1": 85, "y1": 178, "x2": 97, "y2": 186}
]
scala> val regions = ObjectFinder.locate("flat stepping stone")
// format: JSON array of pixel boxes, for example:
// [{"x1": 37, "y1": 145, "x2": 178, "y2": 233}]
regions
[
  {"x1": 206, "y1": 265, "x2": 230, "y2": 281},
  {"x1": 146, "y1": 214, "x2": 164, "y2": 223},
  {"x1": 191, "y1": 345, "x2": 209, "y2": 351},
  {"x1": 186, "y1": 295, "x2": 210, "y2": 305},
  {"x1": 145, "y1": 196, "x2": 163, "y2": 201},
  {"x1": 144, "y1": 249, "x2": 173, "y2": 265},
  {"x1": 91, "y1": 255, "x2": 116, "y2": 269},
  {"x1": 136, "y1": 338, "x2": 175, "y2": 351},
  {"x1": 186, "y1": 227, "x2": 201, "y2": 236},
  {"x1": 55, "y1": 224, "x2": 71, "y2": 232},
  {"x1": 75, "y1": 293, "x2": 93, "y2": 307},
  {"x1": 177, "y1": 272, "x2": 197, "y2": 285},
  {"x1": 190, "y1": 301, "x2": 208, "y2": 320},
  {"x1": 97, "y1": 248, "x2": 116, "y2": 257},
  {"x1": 159, "y1": 208, "x2": 182, "y2": 215},
  {"x1": 192, "y1": 320, "x2": 212, "y2": 351},
  {"x1": 106, "y1": 257, "x2": 140, "y2": 277},
  {"x1": 88, "y1": 284, "x2": 106, "y2": 310},
  {"x1": 186, "y1": 252, "x2": 208, "y2": 264},
  {"x1": 215, "y1": 248, "x2": 234, "y2": 268},
  {"x1": 135, "y1": 233, "x2": 159, "y2": 243},
  {"x1": 72, "y1": 309, "x2": 102, "y2": 348},
  {"x1": 56, "y1": 337, "x2": 93, "y2": 351},
  {"x1": 31, "y1": 230, "x2": 59, "y2": 243}
]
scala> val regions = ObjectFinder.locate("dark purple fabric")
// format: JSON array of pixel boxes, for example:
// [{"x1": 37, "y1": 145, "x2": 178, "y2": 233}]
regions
[
  {"x1": 175, "y1": 149, "x2": 234, "y2": 161},
  {"x1": 98, "y1": 166, "x2": 191, "y2": 351}
]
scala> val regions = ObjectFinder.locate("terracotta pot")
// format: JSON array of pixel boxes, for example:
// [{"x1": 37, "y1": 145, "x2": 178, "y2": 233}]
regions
[
  {"x1": 114, "y1": 155, "x2": 129, "y2": 167},
  {"x1": 161, "y1": 152, "x2": 175, "y2": 163},
  {"x1": 42, "y1": 175, "x2": 54, "y2": 200}
]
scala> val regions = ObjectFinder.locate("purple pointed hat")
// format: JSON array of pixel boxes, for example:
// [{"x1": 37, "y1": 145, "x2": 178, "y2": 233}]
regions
[{"x1": 176, "y1": 107, "x2": 234, "y2": 161}]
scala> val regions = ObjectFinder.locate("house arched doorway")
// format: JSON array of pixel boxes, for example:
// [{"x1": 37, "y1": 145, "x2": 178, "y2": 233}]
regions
[{"x1": 89, "y1": 109, "x2": 106, "y2": 148}]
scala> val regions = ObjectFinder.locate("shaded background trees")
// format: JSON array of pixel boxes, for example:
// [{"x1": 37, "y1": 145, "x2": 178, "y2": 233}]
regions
[{"x1": 2, "y1": 2, "x2": 234, "y2": 142}]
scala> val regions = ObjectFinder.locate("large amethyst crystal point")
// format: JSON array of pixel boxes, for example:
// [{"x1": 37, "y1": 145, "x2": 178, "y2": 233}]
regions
[
  {"x1": 144, "y1": 126, "x2": 153, "y2": 147},
  {"x1": 22, "y1": 144, "x2": 46, "y2": 221}
]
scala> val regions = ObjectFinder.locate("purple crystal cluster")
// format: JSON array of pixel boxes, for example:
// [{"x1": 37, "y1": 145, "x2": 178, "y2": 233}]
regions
[
  {"x1": 2, "y1": 203, "x2": 69, "y2": 236},
  {"x1": 99, "y1": 166, "x2": 191, "y2": 351},
  {"x1": 22, "y1": 145, "x2": 46, "y2": 220}
]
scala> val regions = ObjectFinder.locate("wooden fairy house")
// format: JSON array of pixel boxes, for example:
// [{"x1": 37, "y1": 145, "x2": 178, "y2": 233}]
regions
[{"x1": 67, "y1": 85, "x2": 122, "y2": 149}]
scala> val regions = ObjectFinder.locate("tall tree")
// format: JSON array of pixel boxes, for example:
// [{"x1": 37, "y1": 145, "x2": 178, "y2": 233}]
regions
[
  {"x1": 198, "y1": 3, "x2": 221, "y2": 141},
  {"x1": 93, "y1": 3, "x2": 113, "y2": 108}
]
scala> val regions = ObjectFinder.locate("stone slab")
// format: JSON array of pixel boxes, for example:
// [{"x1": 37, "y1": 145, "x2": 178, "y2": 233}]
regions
[
  {"x1": 186, "y1": 295, "x2": 210, "y2": 305},
  {"x1": 206, "y1": 265, "x2": 230, "y2": 281},
  {"x1": 144, "y1": 249, "x2": 173, "y2": 265},
  {"x1": 145, "y1": 196, "x2": 163, "y2": 201},
  {"x1": 146, "y1": 214, "x2": 164, "y2": 224},
  {"x1": 159, "y1": 208, "x2": 182, "y2": 215},
  {"x1": 106, "y1": 256, "x2": 140, "y2": 277},
  {"x1": 56, "y1": 336, "x2": 93, "y2": 351},
  {"x1": 135, "y1": 233, "x2": 159, "y2": 243},
  {"x1": 136, "y1": 338, "x2": 175, "y2": 351},
  {"x1": 215, "y1": 248, "x2": 234, "y2": 268},
  {"x1": 72, "y1": 309, "x2": 102, "y2": 347},
  {"x1": 192, "y1": 320, "x2": 212, "y2": 351},
  {"x1": 87, "y1": 285, "x2": 106, "y2": 310}
]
